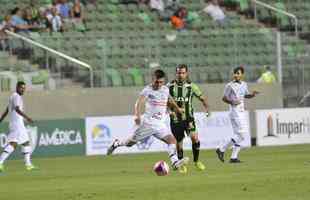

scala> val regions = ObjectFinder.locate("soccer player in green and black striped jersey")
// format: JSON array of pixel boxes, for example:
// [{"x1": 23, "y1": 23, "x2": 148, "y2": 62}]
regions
[{"x1": 167, "y1": 64, "x2": 210, "y2": 173}]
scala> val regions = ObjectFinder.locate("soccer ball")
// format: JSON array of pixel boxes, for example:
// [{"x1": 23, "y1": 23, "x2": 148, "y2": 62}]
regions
[{"x1": 153, "y1": 160, "x2": 169, "y2": 176}]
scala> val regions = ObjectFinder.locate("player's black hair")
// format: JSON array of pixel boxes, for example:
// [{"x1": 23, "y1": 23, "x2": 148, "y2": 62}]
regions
[
  {"x1": 11, "y1": 7, "x2": 20, "y2": 15},
  {"x1": 233, "y1": 66, "x2": 244, "y2": 74},
  {"x1": 153, "y1": 69, "x2": 166, "y2": 79},
  {"x1": 176, "y1": 64, "x2": 188, "y2": 72},
  {"x1": 265, "y1": 65, "x2": 271, "y2": 71},
  {"x1": 16, "y1": 81, "x2": 26, "y2": 88}
]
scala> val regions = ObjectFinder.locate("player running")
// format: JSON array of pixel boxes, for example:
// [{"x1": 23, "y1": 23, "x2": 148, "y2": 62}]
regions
[
  {"x1": 167, "y1": 64, "x2": 210, "y2": 173},
  {"x1": 107, "y1": 69, "x2": 189, "y2": 170},
  {"x1": 0, "y1": 81, "x2": 37, "y2": 172},
  {"x1": 216, "y1": 66, "x2": 259, "y2": 163}
]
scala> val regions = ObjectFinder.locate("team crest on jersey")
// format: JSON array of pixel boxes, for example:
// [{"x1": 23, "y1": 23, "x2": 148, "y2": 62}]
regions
[{"x1": 148, "y1": 94, "x2": 156, "y2": 99}]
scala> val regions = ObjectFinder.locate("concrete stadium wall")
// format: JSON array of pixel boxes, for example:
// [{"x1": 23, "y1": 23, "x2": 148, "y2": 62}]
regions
[{"x1": 0, "y1": 83, "x2": 283, "y2": 123}]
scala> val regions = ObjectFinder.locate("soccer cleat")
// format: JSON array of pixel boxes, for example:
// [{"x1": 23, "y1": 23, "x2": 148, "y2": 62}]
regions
[
  {"x1": 26, "y1": 165, "x2": 39, "y2": 171},
  {"x1": 178, "y1": 165, "x2": 188, "y2": 174},
  {"x1": 0, "y1": 164, "x2": 4, "y2": 172},
  {"x1": 216, "y1": 148, "x2": 225, "y2": 162},
  {"x1": 172, "y1": 157, "x2": 189, "y2": 170},
  {"x1": 194, "y1": 161, "x2": 206, "y2": 171},
  {"x1": 107, "y1": 139, "x2": 119, "y2": 155},
  {"x1": 229, "y1": 158, "x2": 242, "y2": 163}
]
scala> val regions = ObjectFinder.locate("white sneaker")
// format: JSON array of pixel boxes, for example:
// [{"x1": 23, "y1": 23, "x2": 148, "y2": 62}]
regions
[{"x1": 172, "y1": 157, "x2": 189, "y2": 170}]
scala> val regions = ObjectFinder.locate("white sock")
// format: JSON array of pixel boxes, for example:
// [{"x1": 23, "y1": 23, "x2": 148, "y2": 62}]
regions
[
  {"x1": 167, "y1": 144, "x2": 178, "y2": 165},
  {"x1": 231, "y1": 144, "x2": 241, "y2": 159},
  {"x1": 21, "y1": 146, "x2": 32, "y2": 166},
  {"x1": 0, "y1": 144, "x2": 15, "y2": 165},
  {"x1": 220, "y1": 139, "x2": 234, "y2": 152}
]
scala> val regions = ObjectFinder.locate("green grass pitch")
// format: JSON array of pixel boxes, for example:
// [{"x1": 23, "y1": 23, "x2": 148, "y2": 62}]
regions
[{"x1": 0, "y1": 144, "x2": 310, "y2": 200}]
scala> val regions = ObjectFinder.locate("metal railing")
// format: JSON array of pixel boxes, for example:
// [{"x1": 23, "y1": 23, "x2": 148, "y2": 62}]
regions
[
  {"x1": 4, "y1": 30, "x2": 94, "y2": 88},
  {"x1": 252, "y1": 0, "x2": 299, "y2": 37}
]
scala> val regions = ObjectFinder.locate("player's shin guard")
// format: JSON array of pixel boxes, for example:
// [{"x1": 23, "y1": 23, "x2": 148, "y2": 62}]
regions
[
  {"x1": 231, "y1": 144, "x2": 241, "y2": 159},
  {"x1": 192, "y1": 141, "x2": 200, "y2": 162},
  {"x1": 167, "y1": 144, "x2": 178, "y2": 165},
  {"x1": 0, "y1": 144, "x2": 15, "y2": 164},
  {"x1": 21, "y1": 146, "x2": 32, "y2": 166}
]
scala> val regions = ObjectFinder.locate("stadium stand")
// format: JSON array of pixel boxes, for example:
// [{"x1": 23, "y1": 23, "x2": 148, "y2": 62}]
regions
[
  {"x1": 0, "y1": 0, "x2": 309, "y2": 102},
  {"x1": 256, "y1": 0, "x2": 310, "y2": 34}
]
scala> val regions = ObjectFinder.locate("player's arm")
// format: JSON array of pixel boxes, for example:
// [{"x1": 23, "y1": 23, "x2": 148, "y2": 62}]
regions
[
  {"x1": 192, "y1": 83, "x2": 210, "y2": 116},
  {"x1": 167, "y1": 96, "x2": 184, "y2": 114},
  {"x1": 245, "y1": 91, "x2": 259, "y2": 99},
  {"x1": 0, "y1": 106, "x2": 8, "y2": 123},
  {"x1": 134, "y1": 95, "x2": 146, "y2": 125},
  {"x1": 244, "y1": 83, "x2": 259, "y2": 99},
  {"x1": 222, "y1": 95, "x2": 236, "y2": 105},
  {"x1": 197, "y1": 95, "x2": 210, "y2": 115},
  {"x1": 222, "y1": 85, "x2": 240, "y2": 105},
  {"x1": 15, "y1": 106, "x2": 33, "y2": 123}
]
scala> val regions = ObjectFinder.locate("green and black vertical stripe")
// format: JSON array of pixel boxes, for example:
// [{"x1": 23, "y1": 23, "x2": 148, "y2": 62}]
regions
[{"x1": 169, "y1": 80, "x2": 197, "y2": 123}]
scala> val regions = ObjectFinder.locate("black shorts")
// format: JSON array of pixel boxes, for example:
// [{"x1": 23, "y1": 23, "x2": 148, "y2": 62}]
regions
[{"x1": 170, "y1": 120, "x2": 196, "y2": 142}]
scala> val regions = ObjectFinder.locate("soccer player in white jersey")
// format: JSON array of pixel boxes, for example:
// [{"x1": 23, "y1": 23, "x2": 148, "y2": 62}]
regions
[
  {"x1": 107, "y1": 69, "x2": 189, "y2": 170},
  {"x1": 216, "y1": 66, "x2": 259, "y2": 163},
  {"x1": 0, "y1": 81, "x2": 37, "y2": 172}
]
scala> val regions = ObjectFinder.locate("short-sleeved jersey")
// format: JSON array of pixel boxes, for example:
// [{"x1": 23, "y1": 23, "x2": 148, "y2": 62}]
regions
[
  {"x1": 167, "y1": 80, "x2": 203, "y2": 122},
  {"x1": 8, "y1": 92, "x2": 25, "y2": 130},
  {"x1": 140, "y1": 85, "x2": 170, "y2": 125},
  {"x1": 223, "y1": 81, "x2": 250, "y2": 115}
]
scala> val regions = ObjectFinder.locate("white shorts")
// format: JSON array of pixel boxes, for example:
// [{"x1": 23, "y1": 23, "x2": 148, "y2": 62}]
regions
[
  {"x1": 130, "y1": 123, "x2": 170, "y2": 142},
  {"x1": 7, "y1": 127, "x2": 29, "y2": 144}
]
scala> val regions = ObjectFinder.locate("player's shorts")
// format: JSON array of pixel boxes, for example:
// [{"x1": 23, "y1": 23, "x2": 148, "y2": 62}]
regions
[
  {"x1": 170, "y1": 120, "x2": 196, "y2": 142},
  {"x1": 7, "y1": 126, "x2": 29, "y2": 144},
  {"x1": 130, "y1": 123, "x2": 170, "y2": 143}
]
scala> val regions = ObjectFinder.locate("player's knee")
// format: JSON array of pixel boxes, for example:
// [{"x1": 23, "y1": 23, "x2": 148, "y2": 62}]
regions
[
  {"x1": 237, "y1": 133, "x2": 245, "y2": 142},
  {"x1": 9, "y1": 142, "x2": 18, "y2": 149},
  {"x1": 232, "y1": 134, "x2": 244, "y2": 144},
  {"x1": 176, "y1": 142, "x2": 182, "y2": 149},
  {"x1": 126, "y1": 141, "x2": 136, "y2": 147},
  {"x1": 173, "y1": 133, "x2": 184, "y2": 143},
  {"x1": 190, "y1": 134, "x2": 199, "y2": 143},
  {"x1": 176, "y1": 137, "x2": 183, "y2": 144},
  {"x1": 170, "y1": 136, "x2": 177, "y2": 144},
  {"x1": 165, "y1": 135, "x2": 176, "y2": 144}
]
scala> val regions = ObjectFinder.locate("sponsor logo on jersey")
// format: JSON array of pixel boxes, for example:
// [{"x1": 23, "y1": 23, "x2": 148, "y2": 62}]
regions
[{"x1": 148, "y1": 94, "x2": 156, "y2": 99}]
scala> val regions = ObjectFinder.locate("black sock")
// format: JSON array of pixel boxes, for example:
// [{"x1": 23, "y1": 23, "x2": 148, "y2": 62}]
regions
[
  {"x1": 192, "y1": 141, "x2": 200, "y2": 162},
  {"x1": 177, "y1": 148, "x2": 184, "y2": 160}
]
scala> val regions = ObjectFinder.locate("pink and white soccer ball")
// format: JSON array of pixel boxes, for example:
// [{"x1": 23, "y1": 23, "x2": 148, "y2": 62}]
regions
[{"x1": 153, "y1": 160, "x2": 169, "y2": 176}]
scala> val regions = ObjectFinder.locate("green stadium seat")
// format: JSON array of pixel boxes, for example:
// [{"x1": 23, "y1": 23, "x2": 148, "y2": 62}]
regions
[
  {"x1": 274, "y1": 2, "x2": 290, "y2": 27},
  {"x1": 0, "y1": 75, "x2": 11, "y2": 92},
  {"x1": 128, "y1": 67, "x2": 144, "y2": 86},
  {"x1": 31, "y1": 70, "x2": 49, "y2": 85},
  {"x1": 105, "y1": 68, "x2": 123, "y2": 87},
  {"x1": 237, "y1": 0, "x2": 249, "y2": 12}
]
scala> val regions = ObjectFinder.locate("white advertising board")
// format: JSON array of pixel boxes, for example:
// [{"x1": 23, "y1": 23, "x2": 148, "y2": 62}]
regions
[
  {"x1": 256, "y1": 108, "x2": 310, "y2": 146},
  {"x1": 86, "y1": 111, "x2": 251, "y2": 155}
]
